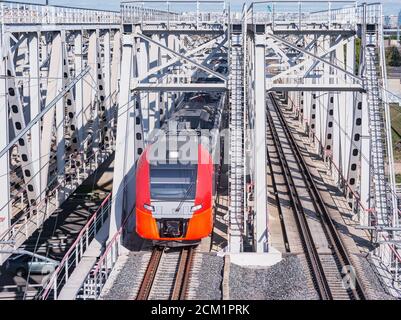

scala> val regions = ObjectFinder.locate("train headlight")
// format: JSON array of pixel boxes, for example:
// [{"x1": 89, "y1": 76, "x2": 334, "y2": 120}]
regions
[
  {"x1": 144, "y1": 204, "x2": 155, "y2": 212},
  {"x1": 191, "y1": 204, "x2": 203, "y2": 212}
]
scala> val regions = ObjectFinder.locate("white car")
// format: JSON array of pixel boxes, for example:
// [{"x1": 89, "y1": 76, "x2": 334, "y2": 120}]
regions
[{"x1": 6, "y1": 254, "x2": 59, "y2": 277}]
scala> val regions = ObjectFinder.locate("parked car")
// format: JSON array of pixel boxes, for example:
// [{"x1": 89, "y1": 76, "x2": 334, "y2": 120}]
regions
[{"x1": 5, "y1": 254, "x2": 59, "y2": 277}]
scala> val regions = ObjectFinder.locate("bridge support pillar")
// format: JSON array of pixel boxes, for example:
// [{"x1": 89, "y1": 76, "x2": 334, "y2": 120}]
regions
[
  {"x1": 0, "y1": 32, "x2": 10, "y2": 237},
  {"x1": 148, "y1": 35, "x2": 161, "y2": 132},
  {"x1": 360, "y1": 93, "x2": 371, "y2": 225},
  {"x1": 254, "y1": 34, "x2": 268, "y2": 253},
  {"x1": 110, "y1": 30, "x2": 121, "y2": 136},
  {"x1": 138, "y1": 37, "x2": 150, "y2": 140},
  {"x1": 344, "y1": 38, "x2": 356, "y2": 181},
  {"x1": 28, "y1": 32, "x2": 42, "y2": 201},
  {"x1": 74, "y1": 31, "x2": 85, "y2": 147},
  {"x1": 40, "y1": 32, "x2": 64, "y2": 204},
  {"x1": 109, "y1": 35, "x2": 137, "y2": 243}
]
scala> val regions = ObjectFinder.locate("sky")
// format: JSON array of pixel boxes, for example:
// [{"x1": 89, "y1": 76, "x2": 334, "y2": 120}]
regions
[{"x1": 14, "y1": 0, "x2": 401, "y2": 15}]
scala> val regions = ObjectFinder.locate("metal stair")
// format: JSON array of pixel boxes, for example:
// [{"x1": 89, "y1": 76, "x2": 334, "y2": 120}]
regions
[
  {"x1": 364, "y1": 38, "x2": 391, "y2": 226},
  {"x1": 228, "y1": 29, "x2": 244, "y2": 252}
]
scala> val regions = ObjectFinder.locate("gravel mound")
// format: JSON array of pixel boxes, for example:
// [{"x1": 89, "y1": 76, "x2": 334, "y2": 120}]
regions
[
  {"x1": 229, "y1": 255, "x2": 317, "y2": 300},
  {"x1": 101, "y1": 252, "x2": 147, "y2": 300},
  {"x1": 193, "y1": 253, "x2": 224, "y2": 300},
  {"x1": 357, "y1": 255, "x2": 398, "y2": 300}
]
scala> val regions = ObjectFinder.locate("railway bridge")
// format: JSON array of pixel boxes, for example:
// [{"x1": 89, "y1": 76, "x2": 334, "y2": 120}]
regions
[{"x1": 0, "y1": 0, "x2": 400, "y2": 300}]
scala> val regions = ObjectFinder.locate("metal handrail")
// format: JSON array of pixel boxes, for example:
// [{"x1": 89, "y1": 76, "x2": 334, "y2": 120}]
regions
[
  {"x1": 121, "y1": 1, "x2": 227, "y2": 27},
  {"x1": 77, "y1": 208, "x2": 134, "y2": 300},
  {"x1": 0, "y1": 1, "x2": 121, "y2": 25},
  {"x1": 40, "y1": 193, "x2": 112, "y2": 300}
]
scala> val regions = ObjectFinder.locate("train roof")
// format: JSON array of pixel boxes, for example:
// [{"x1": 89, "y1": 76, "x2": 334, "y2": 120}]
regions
[{"x1": 162, "y1": 93, "x2": 220, "y2": 132}]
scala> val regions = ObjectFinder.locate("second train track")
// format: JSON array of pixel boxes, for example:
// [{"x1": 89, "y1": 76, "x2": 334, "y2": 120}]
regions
[{"x1": 266, "y1": 93, "x2": 367, "y2": 300}]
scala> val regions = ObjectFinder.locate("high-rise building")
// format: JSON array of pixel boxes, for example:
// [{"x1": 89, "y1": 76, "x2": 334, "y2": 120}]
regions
[
  {"x1": 398, "y1": 9, "x2": 401, "y2": 26},
  {"x1": 398, "y1": 10, "x2": 401, "y2": 43}
]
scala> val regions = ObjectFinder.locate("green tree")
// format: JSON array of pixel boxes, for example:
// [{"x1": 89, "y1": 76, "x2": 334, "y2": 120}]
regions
[
  {"x1": 355, "y1": 38, "x2": 361, "y2": 73},
  {"x1": 386, "y1": 46, "x2": 401, "y2": 67}
]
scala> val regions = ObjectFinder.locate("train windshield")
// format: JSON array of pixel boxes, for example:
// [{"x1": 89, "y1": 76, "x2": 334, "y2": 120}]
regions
[{"x1": 150, "y1": 164, "x2": 197, "y2": 201}]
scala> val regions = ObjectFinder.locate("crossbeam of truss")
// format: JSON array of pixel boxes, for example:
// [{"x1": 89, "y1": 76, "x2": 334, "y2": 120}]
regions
[{"x1": 136, "y1": 32, "x2": 228, "y2": 83}]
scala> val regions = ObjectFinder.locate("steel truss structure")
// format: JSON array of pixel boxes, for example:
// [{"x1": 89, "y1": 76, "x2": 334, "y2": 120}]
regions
[
  {"x1": 0, "y1": 0, "x2": 400, "y2": 299},
  {"x1": 0, "y1": 2, "x2": 121, "y2": 264},
  {"x1": 243, "y1": 1, "x2": 400, "y2": 295}
]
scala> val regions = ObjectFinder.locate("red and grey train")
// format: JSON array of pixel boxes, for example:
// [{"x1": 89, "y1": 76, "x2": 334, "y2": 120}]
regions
[{"x1": 136, "y1": 92, "x2": 225, "y2": 246}]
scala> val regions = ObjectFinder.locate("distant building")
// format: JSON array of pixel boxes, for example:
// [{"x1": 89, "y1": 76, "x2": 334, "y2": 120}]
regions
[
  {"x1": 384, "y1": 15, "x2": 391, "y2": 28},
  {"x1": 399, "y1": 9, "x2": 401, "y2": 26},
  {"x1": 384, "y1": 15, "x2": 399, "y2": 28}
]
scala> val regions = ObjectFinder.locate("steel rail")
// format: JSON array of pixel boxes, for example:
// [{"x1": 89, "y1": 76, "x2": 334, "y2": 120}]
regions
[
  {"x1": 171, "y1": 246, "x2": 194, "y2": 300},
  {"x1": 136, "y1": 247, "x2": 164, "y2": 300},
  {"x1": 265, "y1": 121, "x2": 291, "y2": 253},
  {"x1": 136, "y1": 246, "x2": 195, "y2": 300},
  {"x1": 269, "y1": 93, "x2": 367, "y2": 300},
  {"x1": 265, "y1": 96, "x2": 332, "y2": 300}
]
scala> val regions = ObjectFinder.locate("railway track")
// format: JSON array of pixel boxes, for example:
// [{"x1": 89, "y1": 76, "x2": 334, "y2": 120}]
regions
[
  {"x1": 136, "y1": 246, "x2": 195, "y2": 300},
  {"x1": 266, "y1": 93, "x2": 367, "y2": 300}
]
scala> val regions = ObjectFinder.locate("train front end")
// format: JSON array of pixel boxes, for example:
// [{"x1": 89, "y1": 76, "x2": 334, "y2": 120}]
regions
[{"x1": 136, "y1": 142, "x2": 214, "y2": 246}]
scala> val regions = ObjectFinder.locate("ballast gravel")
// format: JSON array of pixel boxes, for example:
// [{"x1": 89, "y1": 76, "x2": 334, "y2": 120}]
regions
[
  {"x1": 229, "y1": 255, "x2": 317, "y2": 300},
  {"x1": 192, "y1": 253, "x2": 224, "y2": 300},
  {"x1": 101, "y1": 252, "x2": 148, "y2": 300}
]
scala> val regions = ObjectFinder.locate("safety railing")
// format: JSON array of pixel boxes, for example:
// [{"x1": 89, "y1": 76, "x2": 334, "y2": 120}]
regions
[
  {"x1": 247, "y1": 1, "x2": 359, "y2": 29},
  {"x1": 308, "y1": 4, "x2": 357, "y2": 26},
  {"x1": 121, "y1": 3, "x2": 180, "y2": 24},
  {"x1": 77, "y1": 209, "x2": 134, "y2": 300},
  {"x1": 0, "y1": 1, "x2": 120, "y2": 25},
  {"x1": 356, "y1": 2, "x2": 382, "y2": 25},
  {"x1": 388, "y1": 92, "x2": 401, "y2": 105},
  {"x1": 40, "y1": 193, "x2": 112, "y2": 300},
  {"x1": 245, "y1": 2, "x2": 382, "y2": 31},
  {"x1": 121, "y1": 1, "x2": 228, "y2": 29}
]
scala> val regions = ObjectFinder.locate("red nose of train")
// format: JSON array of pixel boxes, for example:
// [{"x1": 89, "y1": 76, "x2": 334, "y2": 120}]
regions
[{"x1": 136, "y1": 144, "x2": 214, "y2": 242}]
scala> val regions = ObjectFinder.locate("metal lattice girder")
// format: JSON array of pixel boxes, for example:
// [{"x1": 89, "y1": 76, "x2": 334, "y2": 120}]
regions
[
  {"x1": 138, "y1": 34, "x2": 150, "y2": 139},
  {"x1": 104, "y1": 30, "x2": 121, "y2": 146},
  {"x1": 254, "y1": 34, "x2": 268, "y2": 253},
  {"x1": 134, "y1": 83, "x2": 227, "y2": 92},
  {"x1": 268, "y1": 84, "x2": 363, "y2": 92},
  {"x1": 0, "y1": 68, "x2": 90, "y2": 161},
  {"x1": 148, "y1": 34, "x2": 161, "y2": 131},
  {"x1": 269, "y1": 34, "x2": 362, "y2": 84},
  {"x1": 28, "y1": 32, "x2": 42, "y2": 201},
  {"x1": 55, "y1": 31, "x2": 67, "y2": 203},
  {"x1": 74, "y1": 31, "x2": 85, "y2": 147},
  {"x1": 135, "y1": 32, "x2": 228, "y2": 83},
  {"x1": 0, "y1": 35, "x2": 10, "y2": 235},
  {"x1": 344, "y1": 38, "x2": 356, "y2": 182},
  {"x1": 313, "y1": 35, "x2": 329, "y2": 156},
  {"x1": 109, "y1": 34, "x2": 144, "y2": 238},
  {"x1": 347, "y1": 93, "x2": 363, "y2": 207},
  {"x1": 331, "y1": 38, "x2": 356, "y2": 186},
  {"x1": 6, "y1": 43, "x2": 39, "y2": 208},
  {"x1": 95, "y1": 30, "x2": 109, "y2": 152},
  {"x1": 40, "y1": 32, "x2": 63, "y2": 198},
  {"x1": 137, "y1": 35, "x2": 225, "y2": 83},
  {"x1": 324, "y1": 92, "x2": 335, "y2": 157},
  {"x1": 62, "y1": 40, "x2": 79, "y2": 155},
  {"x1": 85, "y1": 30, "x2": 100, "y2": 153},
  {"x1": 110, "y1": 30, "x2": 122, "y2": 134}
]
